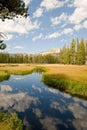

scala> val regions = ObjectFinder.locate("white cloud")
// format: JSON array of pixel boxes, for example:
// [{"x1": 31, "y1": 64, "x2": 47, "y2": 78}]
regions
[
  {"x1": 69, "y1": 8, "x2": 87, "y2": 24},
  {"x1": 23, "y1": 0, "x2": 32, "y2": 6},
  {"x1": 32, "y1": 33, "x2": 43, "y2": 42},
  {"x1": 82, "y1": 20, "x2": 87, "y2": 28},
  {"x1": 40, "y1": 0, "x2": 64, "y2": 11},
  {"x1": 6, "y1": 34, "x2": 13, "y2": 41},
  {"x1": 74, "y1": 20, "x2": 87, "y2": 31},
  {"x1": 74, "y1": 0, "x2": 87, "y2": 8},
  {"x1": 66, "y1": 0, "x2": 74, "y2": 7},
  {"x1": 51, "y1": 12, "x2": 68, "y2": 26},
  {"x1": 33, "y1": 0, "x2": 65, "y2": 19},
  {"x1": 74, "y1": 24, "x2": 81, "y2": 31},
  {"x1": 14, "y1": 46, "x2": 24, "y2": 49},
  {"x1": 50, "y1": 0, "x2": 87, "y2": 31},
  {"x1": 0, "y1": 17, "x2": 40, "y2": 35},
  {"x1": 45, "y1": 28, "x2": 73, "y2": 39},
  {"x1": 45, "y1": 32, "x2": 60, "y2": 39},
  {"x1": 62, "y1": 28, "x2": 73, "y2": 34},
  {"x1": 69, "y1": 0, "x2": 87, "y2": 24},
  {"x1": 33, "y1": 8, "x2": 43, "y2": 18}
]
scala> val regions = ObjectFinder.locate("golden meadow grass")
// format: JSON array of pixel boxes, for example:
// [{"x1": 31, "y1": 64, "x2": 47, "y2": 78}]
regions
[{"x1": 0, "y1": 64, "x2": 87, "y2": 99}]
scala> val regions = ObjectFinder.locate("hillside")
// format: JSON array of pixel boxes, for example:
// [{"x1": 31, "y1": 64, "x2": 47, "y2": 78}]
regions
[{"x1": 39, "y1": 48, "x2": 60, "y2": 55}]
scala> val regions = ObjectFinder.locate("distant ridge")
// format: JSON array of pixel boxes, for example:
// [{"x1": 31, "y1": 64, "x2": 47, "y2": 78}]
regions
[{"x1": 39, "y1": 48, "x2": 60, "y2": 55}]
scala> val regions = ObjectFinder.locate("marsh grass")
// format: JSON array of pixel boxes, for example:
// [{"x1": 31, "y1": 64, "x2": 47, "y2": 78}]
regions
[
  {"x1": 42, "y1": 74, "x2": 87, "y2": 99},
  {"x1": 0, "y1": 65, "x2": 46, "y2": 81},
  {"x1": 33, "y1": 66, "x2": 47, "y2": 73},
  {"x1": 0, "y1": 71, "x2": 10, "y2": 81},
  {"x1": 0, "y1": 111, "x2": 22, "y2": 130}
]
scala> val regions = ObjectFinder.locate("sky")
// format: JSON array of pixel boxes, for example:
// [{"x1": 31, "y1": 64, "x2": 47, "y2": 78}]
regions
[{"x1": 0, "y1": 0, "x2": 87, "y2": 54}]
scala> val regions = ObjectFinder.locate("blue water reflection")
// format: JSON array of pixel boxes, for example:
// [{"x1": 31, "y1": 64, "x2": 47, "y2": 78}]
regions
[{"x1": 0, "y1": 73, "x2": 87, "y2": 130}]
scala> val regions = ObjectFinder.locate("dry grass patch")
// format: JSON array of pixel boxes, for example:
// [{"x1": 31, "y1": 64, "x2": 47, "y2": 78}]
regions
[
  {"x1": 0, "y1": 64, "x2": 34, "y2": 75},
  {"x1": 40, "y1": 64, "x2": 87, "y2": 84}
]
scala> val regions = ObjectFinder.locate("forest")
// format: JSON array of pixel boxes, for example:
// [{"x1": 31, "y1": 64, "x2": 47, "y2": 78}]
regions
[{"x1": 0, "y1": 38, "x2": 87, "y2": 65}]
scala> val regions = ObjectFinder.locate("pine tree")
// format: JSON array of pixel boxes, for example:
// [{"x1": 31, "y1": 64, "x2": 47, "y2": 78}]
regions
[
  {"x1": 69, "y1": 39, "x2": 76, "y2": 64},
  {"x1": 59, "y1": 45, "x2": 69, "y2": 64},
  {"x1": 76, "y1": 39, "x2": 85, "y2": 65},
  {"x1": 85, "y1": 40, "x2": 87, "y2": 65}
]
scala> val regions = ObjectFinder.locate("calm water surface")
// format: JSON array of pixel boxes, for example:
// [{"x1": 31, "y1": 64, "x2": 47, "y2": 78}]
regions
[{"x1": 0, "y1": 73, "x2": 87, "y2": 130}]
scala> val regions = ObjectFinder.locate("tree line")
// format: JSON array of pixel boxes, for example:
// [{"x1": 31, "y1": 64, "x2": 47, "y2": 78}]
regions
[
  {"x1": 0, "y1": 38, "x2": 87, "y2": 65},
  {"x1": 59, "y1": 38, "x2": 87, "y2": 65},
  {"x1": 0, "y1": 53, "x2": 59, "y2": 64}
]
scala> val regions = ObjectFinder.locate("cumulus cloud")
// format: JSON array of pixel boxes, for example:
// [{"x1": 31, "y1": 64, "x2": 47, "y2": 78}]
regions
[
  {"x1": 40, "y1": 0, "x2": 64, "y2": 11},
  {"x1": 33, "y1": 8, "x2": 43, "y2": 18},
  {"x1": 51, "y1": 12, "x2": 68, "y2": 26},
  {"x1": 74, "y1": 24, "x2": 82, "y2": 31},
  {"x1": 66, "y1": 0, "x2": 74, "y2": 7},
  {"x1": 32, "y1": 33, "x2": 43, "y2": 42},
  {"x1": 6, "y1": 34, "x2": 13, "y2": 41},
  {"x1": 45, "y1": 32, "x2": 60, "y2": 39},
  {"x1": 45, "y1": 28, "x2": 73, "y2": 39},
  {"x1": 69, "y1": 0, "x2": 87, "y2": 24},
  {"x1": 0, "y1": 17, "x2": 40, "y2": 35},
  {"x1": 33, "y1": 0, "x2": 65, "y2": 19},
  {"x1": 83, "y1": 20, "x2": 87, "y2": 28},
  {"x1": 62, "y1": 28, "x2": 73, "y2": 34},
  {"x1": 50, "y1": 0, "x2": 87, "y2": 31},
  {"x1": 23, "y1": 0, "x2": 32, "y2": 6},
  {"x1": 74, "y1": 0, "x2": 87, "y2": 8},
  {"x1": 74, "y1": 20, "x2": 87, "y2": 31},
  {"x1": 14, "y1": 46, "x2": 24, "y2": 49}
]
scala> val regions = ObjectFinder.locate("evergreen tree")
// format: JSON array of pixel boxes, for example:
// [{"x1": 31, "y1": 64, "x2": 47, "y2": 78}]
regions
[
  {"x1": 59, "y1": 45, "x2": 69, "y2": 64},
  {"x1": 85, "y1": 40, "x2": 87, "y2": 65},
  {"x1": 76, "y1": 39, "x2": 85, "y2": 65},
  {"x1": 69, "y1": 39, "x2": 76, "y2": 64}
]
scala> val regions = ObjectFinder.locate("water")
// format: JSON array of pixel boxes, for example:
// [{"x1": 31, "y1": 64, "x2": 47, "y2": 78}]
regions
[{"x1": 0, "y1": 73, "x2": 87, "y2": 130}]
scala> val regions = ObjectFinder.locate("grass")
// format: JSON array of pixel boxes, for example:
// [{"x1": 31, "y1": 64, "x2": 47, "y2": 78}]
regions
[
  {"x1": 33, "y1": 66, "x2": 47, "y2": 73},
  {"x1": 0, "y1": 64, "x2": 87, "y2": 99},
  {"x1": 41, "y1": 64, "x2": 87, "y2": 99},
  {"x1": 0, "y1": 111, "x2": 22, "y2": 130},
  {"x1": 0, "y1": 64, "x2": 46, "y2": 81},
  {"x1": 0, "y1": 64, "x2": 34, "y2": 75},
  {"x1": 0, "y1": 71, "x2": 10, "y2": 81},
  {"x1": 42, "y1": 74, "x2": 87, "y2": 99},
  {"x1": 41, "y1": 64, "x2": 87, "y2": 84}
]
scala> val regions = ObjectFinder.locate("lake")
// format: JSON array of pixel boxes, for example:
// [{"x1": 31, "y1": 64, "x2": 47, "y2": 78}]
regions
[{"x1": 0, "y1": 73, "x2": 87, "y2": 130}]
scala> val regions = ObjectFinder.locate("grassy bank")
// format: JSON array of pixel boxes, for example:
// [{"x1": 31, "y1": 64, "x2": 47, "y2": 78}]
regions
[
  {"x1": 41, "y1": 64, "x2": 87, "y2": 99},
  {"x1": 0, "y1": 64, "x2": 46, "y2": 81},
  {"x1": 0, "y1": 71, "x2": 10, "y2": 81},
  {"x1": 0, "y1": 64, "x2": 34, "y2": 75},
  {"x1": 0, "y1": 111, "x2": 22, "y2": 130},
  {"x1": 42, "y1": 74, "x2": 87, "y2": 99}
]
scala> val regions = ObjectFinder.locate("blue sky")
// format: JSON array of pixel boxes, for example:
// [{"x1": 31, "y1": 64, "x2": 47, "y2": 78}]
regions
[{"x1": 0, "y1": 0, "x2": 87, "y2": 54}]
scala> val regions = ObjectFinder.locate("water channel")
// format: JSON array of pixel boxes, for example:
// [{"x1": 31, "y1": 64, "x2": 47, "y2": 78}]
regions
[{"x1": 0, "y1": 73, "x2": 87, "y2": 130}]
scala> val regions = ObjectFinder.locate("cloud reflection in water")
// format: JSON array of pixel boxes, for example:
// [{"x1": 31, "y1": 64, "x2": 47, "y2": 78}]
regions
[{"x1": 0, "y1": 73, "x2": 87, "y2": 130}]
